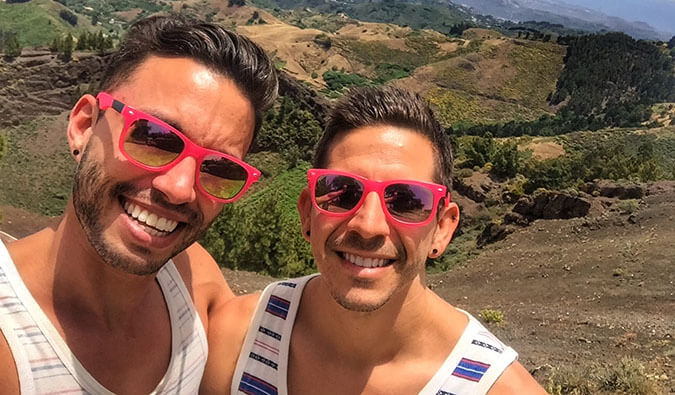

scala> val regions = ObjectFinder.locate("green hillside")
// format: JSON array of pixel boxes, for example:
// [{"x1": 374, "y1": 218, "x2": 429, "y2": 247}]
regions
[{"x1": 0, "y1": 0, "x2": 94, "y2": 46}]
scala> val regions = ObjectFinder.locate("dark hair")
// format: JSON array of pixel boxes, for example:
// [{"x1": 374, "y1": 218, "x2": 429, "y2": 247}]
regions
[
  {"x1": 100, "y1": 15, "x2": 278, "y2": 134},
  {"x1": 313, "y1": 86, "x2": 453, "y2": 189}
]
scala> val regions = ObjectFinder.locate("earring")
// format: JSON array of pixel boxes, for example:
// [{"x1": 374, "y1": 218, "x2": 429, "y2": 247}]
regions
[
  {"x1": 73, "y1": 149, "x2": 80, "y2": 156},
  {"x1": 432, "y1": 248, "x2": 438, "y2": 255},
  {"x1": 305, "y1": 230, "x2": 310, "y2": 236}
]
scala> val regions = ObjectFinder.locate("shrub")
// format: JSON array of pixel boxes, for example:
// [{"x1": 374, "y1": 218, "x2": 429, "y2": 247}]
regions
[
  {"x1": 59, "y1": 9, "x2": 78, "y2": 26},
  {"x1": 313, "y1": 33, "x2": 331, "y2": 50},
  {"x1": 479, "y1": 309, "x2": 504, "y2": 324}
]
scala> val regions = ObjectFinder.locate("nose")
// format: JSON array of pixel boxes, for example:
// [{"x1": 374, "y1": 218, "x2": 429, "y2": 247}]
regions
[
  {"x1": 345, "y1": 191, "x2": 390, "y2": 239},
  {"x1": 151, "y1": 156, "x2": 198, "y2": 205}
]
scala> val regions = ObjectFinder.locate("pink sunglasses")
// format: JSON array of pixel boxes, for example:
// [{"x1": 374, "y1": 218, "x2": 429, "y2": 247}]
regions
[
  {"x1": 97, "y1": 92, "x2": 260, "y2": 203},
  {"x1": 307, "y1": 169, "x2": 449, "y2": 226}
]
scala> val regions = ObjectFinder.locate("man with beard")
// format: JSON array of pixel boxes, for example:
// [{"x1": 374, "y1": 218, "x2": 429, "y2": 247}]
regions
[
  {"x1": 0, "y1": 15, "x2": 277, "y2": 394},
  {"x1": 201, "y1": 87, "x2": 545, "y2": 394}
]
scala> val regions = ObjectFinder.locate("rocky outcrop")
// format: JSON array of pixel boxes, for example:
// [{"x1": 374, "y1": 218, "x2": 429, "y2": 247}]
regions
[
  {"x1": 579, "y1": 180, "x2": 647, "y2": 200},
  {"x1": 477, "y1": 222, "x2": 515, "y2": 247},
  {"x1": 513, "y1": 190, "x2": 592, "y2": 221}
]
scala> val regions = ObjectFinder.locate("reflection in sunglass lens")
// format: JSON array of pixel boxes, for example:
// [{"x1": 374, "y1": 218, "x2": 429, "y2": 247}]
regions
[
  {"x1": 315, "y1": 175, "x2": 364, "y2": 212},
  {"x1": 124, "y1": 120, "x2": 184, "y2": 167},
  {"x1": 385, "y1": 183, "x2": 434, "y2": 223},
  {"x1": 199, "y1": 155, "x2": 247, "y2": 199}
]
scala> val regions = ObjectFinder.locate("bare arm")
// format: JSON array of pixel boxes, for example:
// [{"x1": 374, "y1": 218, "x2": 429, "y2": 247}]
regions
[
  {"x1": 0, "y1": 330, "x2": 20, "y2": 394},
  {"x1": 487, "y1": 361, "x2": 548, "y2": 395},
  {"x1": 200, "y1": 293, "x2": 261, "y2": 394}
]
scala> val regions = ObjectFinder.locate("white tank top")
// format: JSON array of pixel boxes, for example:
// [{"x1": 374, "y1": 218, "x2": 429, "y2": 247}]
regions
[
  {"x1": 232, "y1": 275, "x2": 518, "y2": 395},
  {"x1": 0, "y1": 241, "x2": 208, "y2": 394}
]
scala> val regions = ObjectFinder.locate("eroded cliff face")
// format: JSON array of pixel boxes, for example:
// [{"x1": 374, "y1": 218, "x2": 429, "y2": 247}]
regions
[
  {"x1": 0, "y1": 50, "x2": 329, "y2": 129},
  {"x1": 0, "y1": 51, "x2": 109, "y2": 128}
]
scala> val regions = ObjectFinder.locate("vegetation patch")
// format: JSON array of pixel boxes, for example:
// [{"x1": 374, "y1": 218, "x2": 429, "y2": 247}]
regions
[
  {"x1": 500, "y1": 40, "x2": 565, "y2": 109},
  {"x1": 479, "y1": 308, "x2": 505, "y2": 324}
]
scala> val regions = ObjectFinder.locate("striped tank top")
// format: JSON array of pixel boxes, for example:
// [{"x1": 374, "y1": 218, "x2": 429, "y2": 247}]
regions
[
  {"x1": 0, "y1": 241, "x2": 208, "y2": 394},
  {"x1": 232, "y1": 275, "x2": 518, "y2": 395}
]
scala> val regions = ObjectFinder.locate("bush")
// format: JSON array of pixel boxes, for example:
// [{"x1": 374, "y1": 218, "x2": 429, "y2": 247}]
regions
[
  {"x1": 59, "y1": 9, "x2": 78, "y2": 26},
  {"x1": 479, "y1": 308, "x2": 504, "y2": 324},
  {"x1": 322, "y1": 70, "x2": 372, "y2": 92},
  {"x1": 313, "y1": 33, "x2": 331, "y2": 50}
]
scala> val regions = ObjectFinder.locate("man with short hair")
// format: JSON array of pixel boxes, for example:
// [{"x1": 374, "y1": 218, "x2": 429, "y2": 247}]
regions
[
  {"x1": 0, "y1": 15, "x2": 277, "y2": 393},
  {"x1": 202, "y1": 86, "x2": 545, "y2": 394}
]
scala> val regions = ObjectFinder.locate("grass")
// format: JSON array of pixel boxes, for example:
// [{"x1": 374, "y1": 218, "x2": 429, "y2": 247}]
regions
[
  {"x1": 545, "y1": 358, "x2": 660, "y2": 395},
  {"x1": 0, "y1": 0, "x2": 84, "y2": 47}
]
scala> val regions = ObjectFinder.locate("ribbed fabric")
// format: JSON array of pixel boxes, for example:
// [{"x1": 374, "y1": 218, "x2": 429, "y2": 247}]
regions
[
  {"x1": 0, "y1": 241, "x2": 208, "y2": 394},
  {"x1": 232, "y1": 275, "x2": 517, "y2": 395}
]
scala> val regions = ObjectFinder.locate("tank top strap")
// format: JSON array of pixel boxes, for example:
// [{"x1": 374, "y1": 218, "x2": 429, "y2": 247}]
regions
[
  {"x1": 232, "y1": 274, "x2": 318, "y2": 395},
  {"x1": 420, "y1": 308, "x2": 518, "y2": 395}
]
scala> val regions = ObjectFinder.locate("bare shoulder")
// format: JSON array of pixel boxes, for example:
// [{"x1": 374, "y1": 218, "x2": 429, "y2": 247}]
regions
[
  {"x1": 487, "y1": 361, "x2": 547, "y2": 395},
  {"x1": 200, "y1": 293, "x2": 262, "y2": 395},
  {"x1": 172, "y1": 242, "x2": 235, "y2": 315},
  {"x1": 0, "y1": 330, "x2": 19, "y2": 394}
]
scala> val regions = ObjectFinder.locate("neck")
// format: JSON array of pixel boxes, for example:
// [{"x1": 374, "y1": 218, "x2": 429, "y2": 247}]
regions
[
  {"x1": 301, "y1": 275, "x2": 439, "y2": 364},
  {"x1": 46, "y1": 201, "x2": 162, "y2": 330}
]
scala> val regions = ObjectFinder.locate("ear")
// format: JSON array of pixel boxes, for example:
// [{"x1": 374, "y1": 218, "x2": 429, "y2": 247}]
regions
[
  {"x1": 297, "y1": 187, "x2": 313, "y2": 242},
  {"x1": 67, "y1": 94, "x2": 99, "y2": 162},
  {"x1": 429, "y1": 201, "x2": 460, "y2": 258}
]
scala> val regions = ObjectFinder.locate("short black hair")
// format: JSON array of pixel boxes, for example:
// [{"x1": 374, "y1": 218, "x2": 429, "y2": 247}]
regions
[
  {"x1": 313, "y1": 86, "x2": 453, "y2": 189},
  {"x1": 100, "y1": 15, "x2": 278, "y2": 134}
]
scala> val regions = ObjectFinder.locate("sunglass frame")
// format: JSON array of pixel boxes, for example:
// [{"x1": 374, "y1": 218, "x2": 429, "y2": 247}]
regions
[
  {"x1": 307, "y1": 168, "x2": 450, "y2": 227},
  {"x1": 96, "y1": 92, "x2": 260, "y2": 203}
]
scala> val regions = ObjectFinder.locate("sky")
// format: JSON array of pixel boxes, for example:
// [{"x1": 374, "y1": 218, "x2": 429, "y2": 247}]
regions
[{"x1": 559, "y1": 0, "x2": 675, "y2": 35}]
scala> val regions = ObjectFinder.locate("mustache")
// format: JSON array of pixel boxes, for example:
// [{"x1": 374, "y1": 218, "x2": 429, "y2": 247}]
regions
[
  {"x1": 112, "y1": 182, "x2": 202, "y2": 224},
  {"x1": 329, "y1": 231, "x2": 405, "y2": 260}
]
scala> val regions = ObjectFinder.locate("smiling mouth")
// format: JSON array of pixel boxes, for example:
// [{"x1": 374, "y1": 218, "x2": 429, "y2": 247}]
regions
[
  {"x1": 120, "y1": 198, "x2": 181, "y2": 237},
  {"x1": 338, "y1": 252, "x2": 394, "y2": 268}
]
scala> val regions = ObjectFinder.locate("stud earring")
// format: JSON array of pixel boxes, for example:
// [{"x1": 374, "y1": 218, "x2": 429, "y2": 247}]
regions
[
  {"x1": 305, "y1": 230, "x2": 310, "y2": 236},
  {"x1": 73, "y1": 149, "x2": 80, "y2": 156},
  {"x1": 432, "y1": 248, "x2": 438, "y2": 255}
]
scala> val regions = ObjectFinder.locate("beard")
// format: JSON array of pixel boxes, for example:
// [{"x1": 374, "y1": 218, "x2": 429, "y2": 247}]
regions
[{"x1": 72, "y1": 147, "x2": 212, "y2": 276}]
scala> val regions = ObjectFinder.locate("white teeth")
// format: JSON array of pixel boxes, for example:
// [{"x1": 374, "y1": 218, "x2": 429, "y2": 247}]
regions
[
  {"x1": 344, "y1": 253, "x2": 388, "y2": 268},
  {"x1": 146, "y1": 213, "x2": 158, "y2": 227},
  {"x1": 122, "y1": 202, "x2": 179, "y2": 234}
]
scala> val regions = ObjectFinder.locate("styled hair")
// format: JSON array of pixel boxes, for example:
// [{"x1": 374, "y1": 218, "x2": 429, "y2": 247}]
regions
[
  {"x1": 313, "y1": 86, "x2": 453, "y2": 189},
  {"x1": 100, "y1": 15, "x2": 278, "y2": 134}
]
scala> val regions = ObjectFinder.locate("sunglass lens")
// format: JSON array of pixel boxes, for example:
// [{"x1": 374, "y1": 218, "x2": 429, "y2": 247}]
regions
[
  {"x1": 199, "y1": 154, "x2": 248, "y2": 200},
  {"x1": 384, "y1": 183, "x2": 434, "y2": 223},
  {"x1": 314, "y1": 174, "x2": 364, "y2": 212},
  {"x1": 124, "y1": 120, "x2": 184, "y2": 166}
]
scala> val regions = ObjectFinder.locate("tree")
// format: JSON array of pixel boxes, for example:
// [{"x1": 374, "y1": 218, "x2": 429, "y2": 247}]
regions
[
  {"x1": 59, "y1": 9, "x2": 78, "y2": 26},
  {"x1": 201, "y1": 167, "x2": 314, "y2": 276},
  {"x1": 255, "y1": 97, "x2": 322, "y2": 167},
  {"x1": 2, "y1": 33, "x2": 22, "y2": 59},
  {"x1": 61, "y1": 33, "x2": 74, "y2": 61},
  {"x1": 668, "y1": 35, "x2": 675, "y2": 49}
]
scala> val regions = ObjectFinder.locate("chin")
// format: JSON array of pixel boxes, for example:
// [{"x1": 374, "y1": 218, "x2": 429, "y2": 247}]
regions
[{"x1": 331, "y1": 289, "x2": 394, "y2": 313}]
